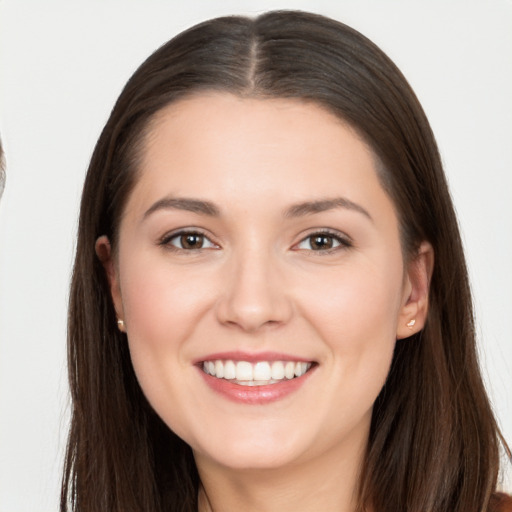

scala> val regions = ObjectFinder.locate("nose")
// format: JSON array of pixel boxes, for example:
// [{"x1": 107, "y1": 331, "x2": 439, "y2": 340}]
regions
[{"x1": 215, "y1": 249, "x2": 293, "y2": 332}]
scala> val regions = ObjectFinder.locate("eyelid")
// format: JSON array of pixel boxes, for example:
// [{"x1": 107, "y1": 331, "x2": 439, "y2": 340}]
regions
[
  {"x1": 293, "y1": 228, "x2": 353, "y2": 252},
  {"x1": 157, "y1": 227, "x2": 352, "y2": 252},
  {"x1": 158, "y1": 227, "x2": 219, "y2": 250}
]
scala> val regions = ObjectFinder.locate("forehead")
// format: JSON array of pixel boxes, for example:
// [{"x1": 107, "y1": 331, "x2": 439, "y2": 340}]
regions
[
  {"x1": 146, "y1": 92, "x2": 366, "y2": 155},
  {"x1": 136, "y1": 93, "x2": 376, "y2": 196},
  {"x1": 123, "y1": 92, "x2": 396, "y2": 228}
]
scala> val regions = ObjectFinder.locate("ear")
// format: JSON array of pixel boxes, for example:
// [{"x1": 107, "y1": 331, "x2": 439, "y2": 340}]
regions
[
  {"x1": 95, "y1": 235, "x2": 125, "y2": 326},
  {"x1": 396, "y1": 241, "x2": 434, "y2": 339}
]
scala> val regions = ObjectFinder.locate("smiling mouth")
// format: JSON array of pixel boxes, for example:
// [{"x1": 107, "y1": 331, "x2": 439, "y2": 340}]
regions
[{"x1": 201, "y1": 359, "x2": 313, "y2": 386}]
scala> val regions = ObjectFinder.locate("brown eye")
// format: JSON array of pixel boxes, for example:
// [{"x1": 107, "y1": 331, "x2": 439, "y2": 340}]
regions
[
  {"x1": 310, "y1": 235, "x2": 334, "y2": 250},
  {"x1": 180, "y1": 233, "x2": 204, "y2": 249},
  {"x1": 296, "y1": 231, "x2": 350, "y2": 252},
  {"x1": 162, "y1": 231, "x2": 217, "y2": 251}
]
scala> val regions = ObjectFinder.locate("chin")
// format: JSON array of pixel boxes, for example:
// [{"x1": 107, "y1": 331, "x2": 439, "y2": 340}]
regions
[
  {"x1": 196, "y1": 444, "x2": 301, "y2": 471},
  {"x1": 190, "y1": 424, "x2": 310, "y2": 471}
]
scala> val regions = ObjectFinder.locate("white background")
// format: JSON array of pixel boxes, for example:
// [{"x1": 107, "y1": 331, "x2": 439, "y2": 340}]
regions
[{"x1": 0, "y1": 1, "x2": 510, "y2": 510}]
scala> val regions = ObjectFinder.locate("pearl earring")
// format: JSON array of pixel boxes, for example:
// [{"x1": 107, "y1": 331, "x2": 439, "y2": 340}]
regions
[{"x1": 117, "y1": 319, "x2": 126, "y2": 332}]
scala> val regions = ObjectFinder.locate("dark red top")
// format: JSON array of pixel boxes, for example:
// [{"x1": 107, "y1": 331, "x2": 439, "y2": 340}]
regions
[{"x1": 490, "y1": 493, "x2": 512, "y2": 512}]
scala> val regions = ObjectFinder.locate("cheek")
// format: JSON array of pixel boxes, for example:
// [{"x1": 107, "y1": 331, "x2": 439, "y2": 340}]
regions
[
  {"x1": 298, "y1": 256, "x2": 404, "y2": 348},
  {"x1": 120, "y1": 250, "x2": 211, "y2": 343},
  {"x1": 294, "y1": 257, "x2": 403, "y2": 419},
  {"x1": 118, "y1": 260, "x2": 217, "y2": 444},
  {"x1": 117, "y1": 252, "x2": 213, "y2": 399}
]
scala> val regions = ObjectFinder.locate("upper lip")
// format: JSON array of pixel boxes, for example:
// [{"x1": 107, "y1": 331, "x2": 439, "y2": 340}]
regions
[{"x1": 194, "y1": 351, "x2": 315, "y2": 364}]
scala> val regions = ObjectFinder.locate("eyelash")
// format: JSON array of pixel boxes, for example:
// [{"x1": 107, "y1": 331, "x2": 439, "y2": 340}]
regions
[
  {"x1": 294, "y1": 230, "x2": 353, "y2": 254},
  {"x1": 158, "y1": 229, "x2": 352, "y2": 254},
  {"x1": 159, "y1": 229, "x2": 218, "y2": 252}
]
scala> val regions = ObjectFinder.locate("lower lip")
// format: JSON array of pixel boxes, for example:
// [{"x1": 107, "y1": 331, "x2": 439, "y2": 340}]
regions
[{"x1": 198, "y1": 366, "x2": 316, "y2": 404}]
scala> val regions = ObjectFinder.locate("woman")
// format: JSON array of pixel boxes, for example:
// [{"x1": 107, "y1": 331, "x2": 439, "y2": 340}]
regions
[{"x1": 61, "y1": 10, "x2": 511, "y2": 512}]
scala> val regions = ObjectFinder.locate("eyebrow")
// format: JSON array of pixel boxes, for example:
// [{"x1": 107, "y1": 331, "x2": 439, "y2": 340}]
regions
[
  {"x1": 284, "y1": 197, "x2": 373, "y2": 221},
  {"x1": 143, "y1": 195, "x2": 372, "y2": 222},
  {"x1": 143, "y1": 197, "x2": 220, "y2": 219}
]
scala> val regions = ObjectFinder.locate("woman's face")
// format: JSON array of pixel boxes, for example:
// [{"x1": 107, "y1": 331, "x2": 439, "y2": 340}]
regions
[{"x1": 99, "y1": 93, "x2": 430, "y2": 473}]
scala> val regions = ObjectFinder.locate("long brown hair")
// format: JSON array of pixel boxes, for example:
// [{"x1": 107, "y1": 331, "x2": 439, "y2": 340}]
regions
[{"x1": 62, "y1": 10, "x2": 510, "y2": 512}]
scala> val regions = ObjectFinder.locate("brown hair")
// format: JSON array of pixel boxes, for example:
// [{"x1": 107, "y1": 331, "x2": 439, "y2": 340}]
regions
[{"x1": 62, "y1": 10, "x2": 510, "y2": 512}]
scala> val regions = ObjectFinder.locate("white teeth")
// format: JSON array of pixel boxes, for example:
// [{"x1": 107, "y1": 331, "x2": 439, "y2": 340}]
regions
[
  {"x1": 214, "y1": 360, "x2": 224, "y2": 379},
  {"x1": 202, "y1": 359, "x2": 312, "y2": 385},
  {"x1": 253, "y1": 361, "x2": 271, "y2": 380},
  {"x1": 236, "y1": 379, "x2": 282, "y2": 386},
  {"x1": 236, "y1": 361, "x2": 253, "y2": 381},
  {"x1": 285, "y1": 361, "x2": 295, "y2": 379},
  {"x1": 224, "y1": 360, "x2": 236, "y2": 380},
  {"x1": 271, "y1": 361, "x2": 285, "y2": 380},
  {"x1": 294, "y1": 362, "x2": 308, "y2": 377}
]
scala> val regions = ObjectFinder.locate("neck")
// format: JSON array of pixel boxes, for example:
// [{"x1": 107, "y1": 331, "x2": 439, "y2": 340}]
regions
[{"x1": 195, "y1": 434, "x2": 367, "y2": 512}]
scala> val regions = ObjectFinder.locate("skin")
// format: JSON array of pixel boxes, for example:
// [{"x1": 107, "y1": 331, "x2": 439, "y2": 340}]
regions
[{"x1": 97, "y1": 93, "x2": 433, "y2": 512}]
